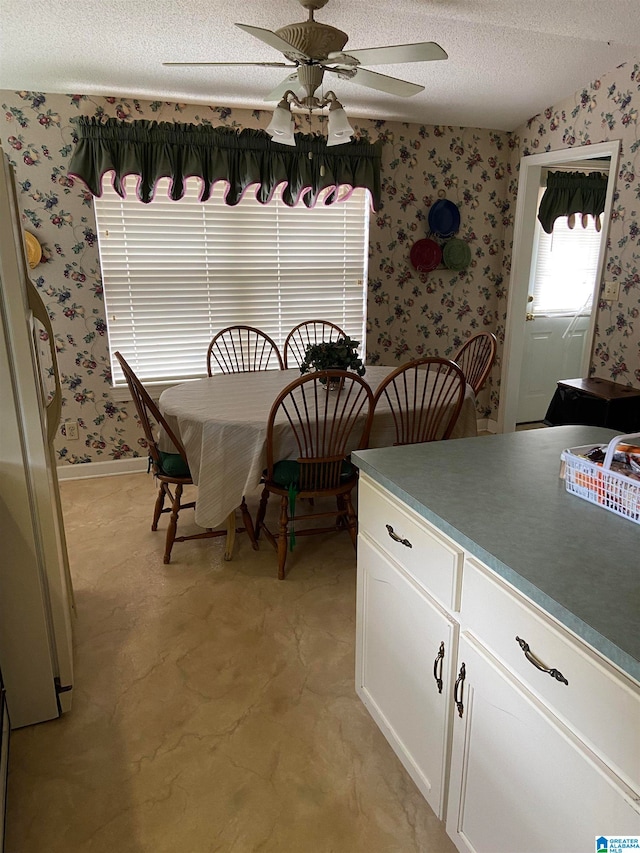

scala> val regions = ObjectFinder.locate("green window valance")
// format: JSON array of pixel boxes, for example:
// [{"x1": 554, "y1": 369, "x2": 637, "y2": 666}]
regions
[
  {"x1": 537, "y1": 170, "x2": 608, "y2": 234},
  {"x1": 68, "y1": 116, "x2": 382, "y2": 210}
]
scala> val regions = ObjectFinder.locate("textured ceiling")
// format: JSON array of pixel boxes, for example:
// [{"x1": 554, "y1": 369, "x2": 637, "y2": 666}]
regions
[{"x1": 2, "y1": 0, "x2": 640, "y2": 131}]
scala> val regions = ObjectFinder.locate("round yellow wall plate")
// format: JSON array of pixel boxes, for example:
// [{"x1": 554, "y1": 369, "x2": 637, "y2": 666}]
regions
[{"x1": 24, "y1": 231, "x2": 42, "y2": 268}]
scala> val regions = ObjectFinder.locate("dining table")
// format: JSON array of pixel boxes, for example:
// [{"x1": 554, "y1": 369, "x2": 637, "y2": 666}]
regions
[{"x1": 158, "y1": 365, "x2": 478, "y2": 531}]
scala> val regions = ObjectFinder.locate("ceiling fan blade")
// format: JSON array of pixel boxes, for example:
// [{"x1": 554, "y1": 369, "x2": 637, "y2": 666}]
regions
[
  {"x1": 329, "y1": 66, "x2": 424, "y2": 97},
  {"x1": 264, "y1": 73, "x2": 301, "y2": 102},
  {"x1": 163, "y1": 61, "x2": 295, "y2": 68},
  {"x1": 328, "y1": 42, "x2": 448, "y2": 66},
  {"x1": 235, "y1": 23, "x2": 310, "y2": 61}
]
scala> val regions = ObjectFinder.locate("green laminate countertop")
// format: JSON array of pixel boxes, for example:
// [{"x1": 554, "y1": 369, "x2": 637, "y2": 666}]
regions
[{"x1": 352, "y1": 425, "x2": 640, "y2": 684}]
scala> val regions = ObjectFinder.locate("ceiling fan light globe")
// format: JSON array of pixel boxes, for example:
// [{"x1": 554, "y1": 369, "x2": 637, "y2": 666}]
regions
[
  {"x1": 266, "y1": 101, "x2": 296, "y2": 143},
  {"x1": 327, "y1": 106, "x2": 354, "y2": 144},
  {"x1": 266, "y1": 124, "x2": 296, "y2": 145},
  {"x1": 326, "y1": 130, "x2": 352, "y2": 146}
]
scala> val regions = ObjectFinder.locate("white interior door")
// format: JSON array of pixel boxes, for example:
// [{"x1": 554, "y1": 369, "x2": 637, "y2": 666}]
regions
[
  {"x1": 515, "y1": 200, "x2": 603, "y2": 423},
  {"x1": 499, "y1": 141, "x2": 621, "y2": 433},
  {"x1": 516, "y1": 315, "x2": 590, "y2": 422}
]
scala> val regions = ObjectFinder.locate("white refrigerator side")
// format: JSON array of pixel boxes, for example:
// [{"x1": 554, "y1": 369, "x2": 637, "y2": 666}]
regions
[{"x1": 0, "y1": 150, "x2": 74, "y2": 728}]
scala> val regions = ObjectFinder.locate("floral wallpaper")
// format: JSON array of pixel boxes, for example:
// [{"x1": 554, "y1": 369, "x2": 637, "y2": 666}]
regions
[
  {"x1": 6, "y1": 59, "x2": 640, "y2": 469},
  {"x1": 365, "y1": 123, "x2": 514, "y2": 423},
  {"x1": 514, "y1": 61, "x2": 640, "y2": 387},
  {"x1": 0, "y1": 89, "x2": 515, "y2": 466}
]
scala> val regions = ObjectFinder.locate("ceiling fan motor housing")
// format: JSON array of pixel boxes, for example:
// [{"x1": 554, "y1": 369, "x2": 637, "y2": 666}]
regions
[
  {"x1": 297, "y1": 0, "x2": 330, "y2": 9},
  {"x1": 275, "y1": 20, "x2": 349, "y2": 62}
]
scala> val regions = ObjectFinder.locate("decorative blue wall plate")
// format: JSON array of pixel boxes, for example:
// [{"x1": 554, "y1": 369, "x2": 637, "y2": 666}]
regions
[{"x1": 428, "y1": 199, "x2": 461, "y2": 238}]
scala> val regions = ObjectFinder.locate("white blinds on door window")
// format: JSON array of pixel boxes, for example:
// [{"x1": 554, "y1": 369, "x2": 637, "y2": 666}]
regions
[
  {"x1": 94, "y1": 177, "x2": 369, "y2": 387},
  {"x1": 531, "y1": 189, "x2": 603, "y2": 315}
]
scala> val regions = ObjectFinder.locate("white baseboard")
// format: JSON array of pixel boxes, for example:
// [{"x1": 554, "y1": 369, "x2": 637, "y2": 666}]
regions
[
  {"x1": 57, "y1": 457, "x2": 148, "y2": 480},
  {"x1": 57, "y1": 417, "x2": 504, "y2": 481},
  {"x1": 477, "y1": 418, "x2": 499, "y2": 434}
]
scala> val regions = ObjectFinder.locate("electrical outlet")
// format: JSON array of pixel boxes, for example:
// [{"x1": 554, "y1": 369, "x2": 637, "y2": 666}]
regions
[
  {"x1": 603, "y1": 280, "x2": 620, "y2": 302},
  {"x1": 65, "y1": 421, "x2": 79, "y2": 441}
]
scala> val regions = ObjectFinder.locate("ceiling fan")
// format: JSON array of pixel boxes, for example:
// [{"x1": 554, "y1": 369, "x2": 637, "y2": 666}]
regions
[{"x1": 163, "y1": 0, "x2": 448, "y2": 105}]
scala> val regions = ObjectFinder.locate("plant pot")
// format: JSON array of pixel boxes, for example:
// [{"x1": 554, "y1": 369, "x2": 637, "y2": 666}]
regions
[
  {"x1": 325, "y1": 377, "x2": 345, "y2": 392},
  {"x1": 319, "y1": 369, "x2": 345, "y2": 391}
]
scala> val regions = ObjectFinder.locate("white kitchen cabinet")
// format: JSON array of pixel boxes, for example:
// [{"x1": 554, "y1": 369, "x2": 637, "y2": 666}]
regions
[
  {"x1": 446, "y1": 633, "x2": 640, "y2": 853},
  {"x1": 462, "y1": 557, "x2": 640, "y2": 793},
  {"x1": 356, "y1": 534, "x2": 458, "y2": 819},
  {"x1": 354, "y1": 471, "x2": 640, "y2": 852}
]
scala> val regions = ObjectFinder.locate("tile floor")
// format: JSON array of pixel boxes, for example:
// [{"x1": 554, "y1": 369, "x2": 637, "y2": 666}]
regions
[{"x1": 5, "y1": 474, "x2": 456, "y2": 853}]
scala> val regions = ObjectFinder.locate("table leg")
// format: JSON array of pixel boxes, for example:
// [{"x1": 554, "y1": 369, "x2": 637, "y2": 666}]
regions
[{"x1": 223, "y1": 511, "x2": 236, "y2": 561}]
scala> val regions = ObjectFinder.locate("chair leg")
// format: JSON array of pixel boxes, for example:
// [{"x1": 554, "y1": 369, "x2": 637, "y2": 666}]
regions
[
  {"x1": 240, "y1": 497, "x2": 259, "y2": 551},
  {"x1": 223, "y1": 510, "x2": 236, "y2": 562},
  {"x1": 255, "y1": 485, "x2": 270, "y2": 540},
  {"x1": 277, "y1": 494, "x2": 289, "y2": 580},
  {"x1": 164, "y1": 482, "x2": 182, "y2": 564},
  {"x1": 152, "y1": 482, "x2": 166, "y2": 531},
  {"x1": 344, "y1": 492, "x2": 358, "y2": 550}
]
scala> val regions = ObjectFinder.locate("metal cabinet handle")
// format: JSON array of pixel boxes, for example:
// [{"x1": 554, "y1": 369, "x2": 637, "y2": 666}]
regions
[
  {"x1": 454, "y1": 662, "x2": 466, "y2": 717},
  {"x1": 515, "y1": 636, "x2": 569, "y2": 686},
  {"x1": 433, "y1": 641, "x2": 445, "y2": 693},
  {"x1": 385, "y1": 524, "x2": 412, "y2": 548}
]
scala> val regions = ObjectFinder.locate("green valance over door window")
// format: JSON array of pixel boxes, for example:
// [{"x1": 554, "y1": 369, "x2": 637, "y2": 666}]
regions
[
  {"x1": 68, "y1": 117, "x2": 382, "y2": 210},
  {"x1": 537, "y1": 170, "x2": 608, "y2": 234}
]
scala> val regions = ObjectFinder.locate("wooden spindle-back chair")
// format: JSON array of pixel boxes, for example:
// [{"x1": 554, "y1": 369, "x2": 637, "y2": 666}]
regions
[
  {"x1": 206, "y1": 325, "x2": 284, "y2": 375},
  {"x1": 452, "y1": 332, "x2": 497, "y2": 395},
  {"x1": 115, "y1": 351, "x2": 257, "y2": 563},
  {"x1": 255, "y1": 370, "x2": 374, "y2": 579},
  {"x1": 372, "y1": 357, "x2": 466, "y2": 446},
  {"x1": 283, "y1": 320, "x2": 347, "y2": 368}
]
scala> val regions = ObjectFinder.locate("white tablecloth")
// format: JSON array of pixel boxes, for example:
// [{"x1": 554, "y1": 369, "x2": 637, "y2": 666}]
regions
[{"x1": 158, "y1": 366, "x2": 477, "y2": 528}]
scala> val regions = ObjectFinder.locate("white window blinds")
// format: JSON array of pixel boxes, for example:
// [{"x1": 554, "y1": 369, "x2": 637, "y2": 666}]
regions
[
  {"x1": 531, "y1": 187, "x2": 603, "y2": 315},
  {"x1": 94, "y1": 177, "x2": 369, "y2": 387}
]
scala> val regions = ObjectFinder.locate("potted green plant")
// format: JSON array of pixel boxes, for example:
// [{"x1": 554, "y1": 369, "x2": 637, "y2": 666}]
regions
[{"x1": 299, "y1": 336, "x2": 366, "y2": 381}]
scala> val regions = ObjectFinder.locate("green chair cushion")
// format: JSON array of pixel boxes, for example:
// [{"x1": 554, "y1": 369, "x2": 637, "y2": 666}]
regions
[
  {"x1": 271, "y1": 458, "x2": 356, "y2": 488},
  {"x1": 157, "y1": 451, "x2": 191, "y2": 478}
]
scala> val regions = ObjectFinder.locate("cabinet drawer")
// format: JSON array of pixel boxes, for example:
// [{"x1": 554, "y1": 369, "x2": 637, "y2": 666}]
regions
[
  {"x1": 358, "y1": 475, "x2": 462, "y2": 610},
  {"x1": 461, "y1": 557, "x2": 640, "y2": 794}
]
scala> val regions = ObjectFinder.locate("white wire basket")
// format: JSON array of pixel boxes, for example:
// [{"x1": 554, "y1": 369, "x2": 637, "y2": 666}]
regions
[{"x1": 561, "y1": 432, "x2": 640, "y2": 525}]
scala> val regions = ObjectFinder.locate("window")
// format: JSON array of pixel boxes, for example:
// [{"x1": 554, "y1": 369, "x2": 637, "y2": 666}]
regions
[
  {"x1": 94, "y1": 177, "x2": 369, "y2": 389},
  {"x1": 530, "y1": 187, "x2": 603, "y2": 316}
]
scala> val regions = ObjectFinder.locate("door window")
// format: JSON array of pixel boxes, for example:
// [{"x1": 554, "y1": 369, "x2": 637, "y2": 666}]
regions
[{"x1": 530, "y1": 188, "x2": 603, "y2": 316}]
